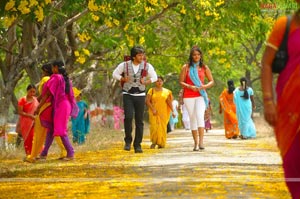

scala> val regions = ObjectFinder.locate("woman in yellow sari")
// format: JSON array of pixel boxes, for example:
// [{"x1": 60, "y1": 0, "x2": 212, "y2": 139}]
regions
[
  {"x1": 219, "y1": 80, "x2": 240, "y2": 139},
  {"x1": 146, "y1": 76, "x2": 174, "y2": 149}
]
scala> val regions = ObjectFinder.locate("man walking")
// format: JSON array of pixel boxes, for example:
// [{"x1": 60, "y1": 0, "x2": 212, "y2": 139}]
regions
[{"x1": 113, "y1": 46, "x2": 157, "y2": 153}]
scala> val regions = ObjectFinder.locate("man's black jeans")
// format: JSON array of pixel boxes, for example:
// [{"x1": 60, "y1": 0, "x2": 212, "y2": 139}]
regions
[{"x1": 123, "y1": 94, "x2": 146, "y2": 149}]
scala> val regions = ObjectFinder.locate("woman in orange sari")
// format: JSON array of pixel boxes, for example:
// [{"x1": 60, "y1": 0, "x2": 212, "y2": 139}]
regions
[
  {"x1": 18, "y1": 84, "x2": 39, "y2": 155},
  {"x1": 219, "y1": 80, "x2": 239, "y2": 139},
  {"x1": 146, "y1": 76, "x2": 174, "y2": 149},
  {"x1": 261, "y1": 5, "x2": 300, "y2": 198}
]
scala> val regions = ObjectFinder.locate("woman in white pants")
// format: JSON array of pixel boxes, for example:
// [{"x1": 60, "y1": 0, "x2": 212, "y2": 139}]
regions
[{"x1": 179, "y1": 46, "x2": 214, "y2": 151}]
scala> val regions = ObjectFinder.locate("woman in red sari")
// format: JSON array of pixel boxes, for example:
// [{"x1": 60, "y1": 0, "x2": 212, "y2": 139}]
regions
[
  {"x1": 18, "y1": 84, "x2": 39, "y2": 155},
  {"x1": 261, "y1": 5, "x2": 300, "y2": 198}
]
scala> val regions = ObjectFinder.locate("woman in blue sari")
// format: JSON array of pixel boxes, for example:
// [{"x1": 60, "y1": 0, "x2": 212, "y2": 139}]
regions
[
  {"x1": 233, "y1": 77, "x2": 256, "y2": 139},
  {"x1": 71, "y1": 87, "x2": 90, "y2": 144}
]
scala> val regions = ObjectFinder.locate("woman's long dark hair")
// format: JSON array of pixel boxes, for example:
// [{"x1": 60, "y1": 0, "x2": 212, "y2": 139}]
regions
[
  {"x1": 240, "y1": 77, "x2": 249, "y2": 99},
  {"x1": 189, "y1": 46, "x2": 204, "y2": 67},
  {"x1": 52, "y1": 60, "x2": 70, "y2": 94},
  {"x1": 227, "y1": 80, "x2": 235, "y2": 94}
]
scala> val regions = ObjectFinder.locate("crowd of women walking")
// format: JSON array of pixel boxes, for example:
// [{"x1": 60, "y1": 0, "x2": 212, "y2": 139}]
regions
[{"x1": 18, "y1": 61, "x2": 90, "y2": 163}]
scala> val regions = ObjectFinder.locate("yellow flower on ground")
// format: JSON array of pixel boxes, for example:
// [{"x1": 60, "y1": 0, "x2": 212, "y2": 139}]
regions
[
  {"x1": 34, "y1": 6, "x2": 44, "y2": 22},
  {"x1": 5, "y1": 0, "x2": 15, "y2": 11},
  {"x1": 220, "y1": 50, "x2": 226, "y2": 55},
  {"x1": 195, "y1": 14, "x2": 201, "y2": 21},
  {"x1": 225, "y1": 63, "x2": 231, "y2": 69},
  {"x1": 82, "y1": 48, "x2": 90, "y2": 56}
]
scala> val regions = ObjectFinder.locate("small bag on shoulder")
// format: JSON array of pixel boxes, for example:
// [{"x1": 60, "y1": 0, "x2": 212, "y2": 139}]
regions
[{"x1": 272, "y1": 15, "x2": 291, "y2": 73}]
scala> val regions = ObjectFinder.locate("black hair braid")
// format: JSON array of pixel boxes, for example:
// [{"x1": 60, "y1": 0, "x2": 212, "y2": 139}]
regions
[
  {"x1": 61, "y1": 70, "x2": 70, "y2": 94},
  {"x1": 240, "y1": 77, "x2": 249, "y2": 99}
]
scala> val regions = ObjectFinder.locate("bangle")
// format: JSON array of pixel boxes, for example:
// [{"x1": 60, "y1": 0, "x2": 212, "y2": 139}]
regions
[
  {"x1": 264, "y1": 92, "x2": 272, "y2": 97},
  {"x1": 264, "y1": 101, "x2": 273, "y2": 105},
  {"x1": 263, "y1": 97, "x2": 273, "y2": 101}
]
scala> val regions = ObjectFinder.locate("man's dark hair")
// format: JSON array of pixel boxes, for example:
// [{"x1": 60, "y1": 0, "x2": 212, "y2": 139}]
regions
[{"x1": 130, "y1": 45, "x2": 145, "y2": 61}]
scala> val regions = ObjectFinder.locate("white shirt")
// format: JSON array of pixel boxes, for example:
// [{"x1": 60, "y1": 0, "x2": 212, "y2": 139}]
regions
[{"x1": 112, "y1": 61, "x2": 158, "y2": 96}]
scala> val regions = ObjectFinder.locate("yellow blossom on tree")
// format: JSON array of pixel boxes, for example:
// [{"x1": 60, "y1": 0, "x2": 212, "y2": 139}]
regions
[
  {"x1": 99, "y1": 5, "x2": 106, "y2": 13},
  {"x1": 34, "y1": 6, "x2": 44, "y2": 22},
  {"x1": 180, "y1": 6, "x2": 186, "y2": 14},
  {"x1": 218, "y1": 58, "x2": 227, "y2": 64},
  {"x1": 77, "y1": 32, "x2": 91, "y2": 42},
  {"x1": 104, "y1": 19, "x2": 113, "y2": 28},
  {"x1": 29, "y1": 0, "x2": 38, "y2": 7},
  {"x1": 148, "y1": 0, "x2": 158, "y2": 6},
  {"x1": 88, "y1": 0, "x2": 99, "y2": 12},
  {"x1": 3, "y1": 15, "x2": 17, "y2": 28},
  {"x1": 200, "y1": 0, "x2": 211, "y2": 8},
  {"x1": 113, "y1": 19, "x2": 120, "y2": 26},
  {"x1": 126, "y1": 35, "x2": 135, "y2": 47},
  {"x1": 74, "y1": 51, "x2": 80, "y2": 57},
  {"x1": 124, "y1": 24, "x2": 129, "y2": 32},
  {"x1": 18, "y1": 0, "x2": 31, "y2": 15},
  {"x1": 145, "y1": 6, "x2": 153, "y2": 13},
  {"x1": 5, "y1": 0, "x2": 15, "y2": 11},
  {"x1": 82, "y1": 48, "x2": 90, "y2": 56},
  {"x1": 91, "y1": 14, "x2": 99, "y2": 21},
  {"x1": 208, "y1": 50, "x2": 213, "y2": 56},
  {"x1": 216, "y1": 0, "x2": 224, "y2": 7},
  {"x1": 205, "y1": 10, "x2": 212, "y2": 16},
  {"x1": 139, "y1": 37, "x2": 145, "y2": 44},
  {"x1": 161, "y1": 0, "x2": 168, "y2": 9},
  {"x1": 76, "y1": 56, "x2": 86, "y2": 64}
]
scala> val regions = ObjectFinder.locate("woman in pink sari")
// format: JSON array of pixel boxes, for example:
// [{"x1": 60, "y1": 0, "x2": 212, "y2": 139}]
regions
[
  {"x1": 36, "y1": 61, "x2": 78, "y2": 160},
  {"x1": 18, "y1": 84, "x2": 39, "y2": 155},
  {"x1": 261, "y1": 5, "x2": 300, "y2": 198}
]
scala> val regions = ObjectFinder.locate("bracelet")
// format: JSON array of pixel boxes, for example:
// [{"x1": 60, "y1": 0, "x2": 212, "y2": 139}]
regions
[
  {"x1": 264, "y1": 92, "x2": 272, "y2": 97},
  {"x1": 264, "y1": 101, "x2": 273, "y2": 105},
  {"x1": 263, "y1": 97, "x2": 273, "y2": 101}
]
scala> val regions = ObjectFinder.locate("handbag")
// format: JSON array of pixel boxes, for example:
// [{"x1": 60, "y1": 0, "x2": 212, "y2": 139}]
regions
[{"x1": 272, "y1": 15, "x2": 291, "y2": 73}]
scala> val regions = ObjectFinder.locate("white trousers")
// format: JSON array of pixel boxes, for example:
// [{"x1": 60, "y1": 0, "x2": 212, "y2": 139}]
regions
[{"x1": 183, "y1": 96, "x2": 205, "y2": 130}]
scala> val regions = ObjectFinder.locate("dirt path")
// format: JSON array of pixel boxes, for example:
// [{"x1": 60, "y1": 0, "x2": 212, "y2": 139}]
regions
[{"x1": 0, "y1": 128, "x2": 291, "y2": 199}]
